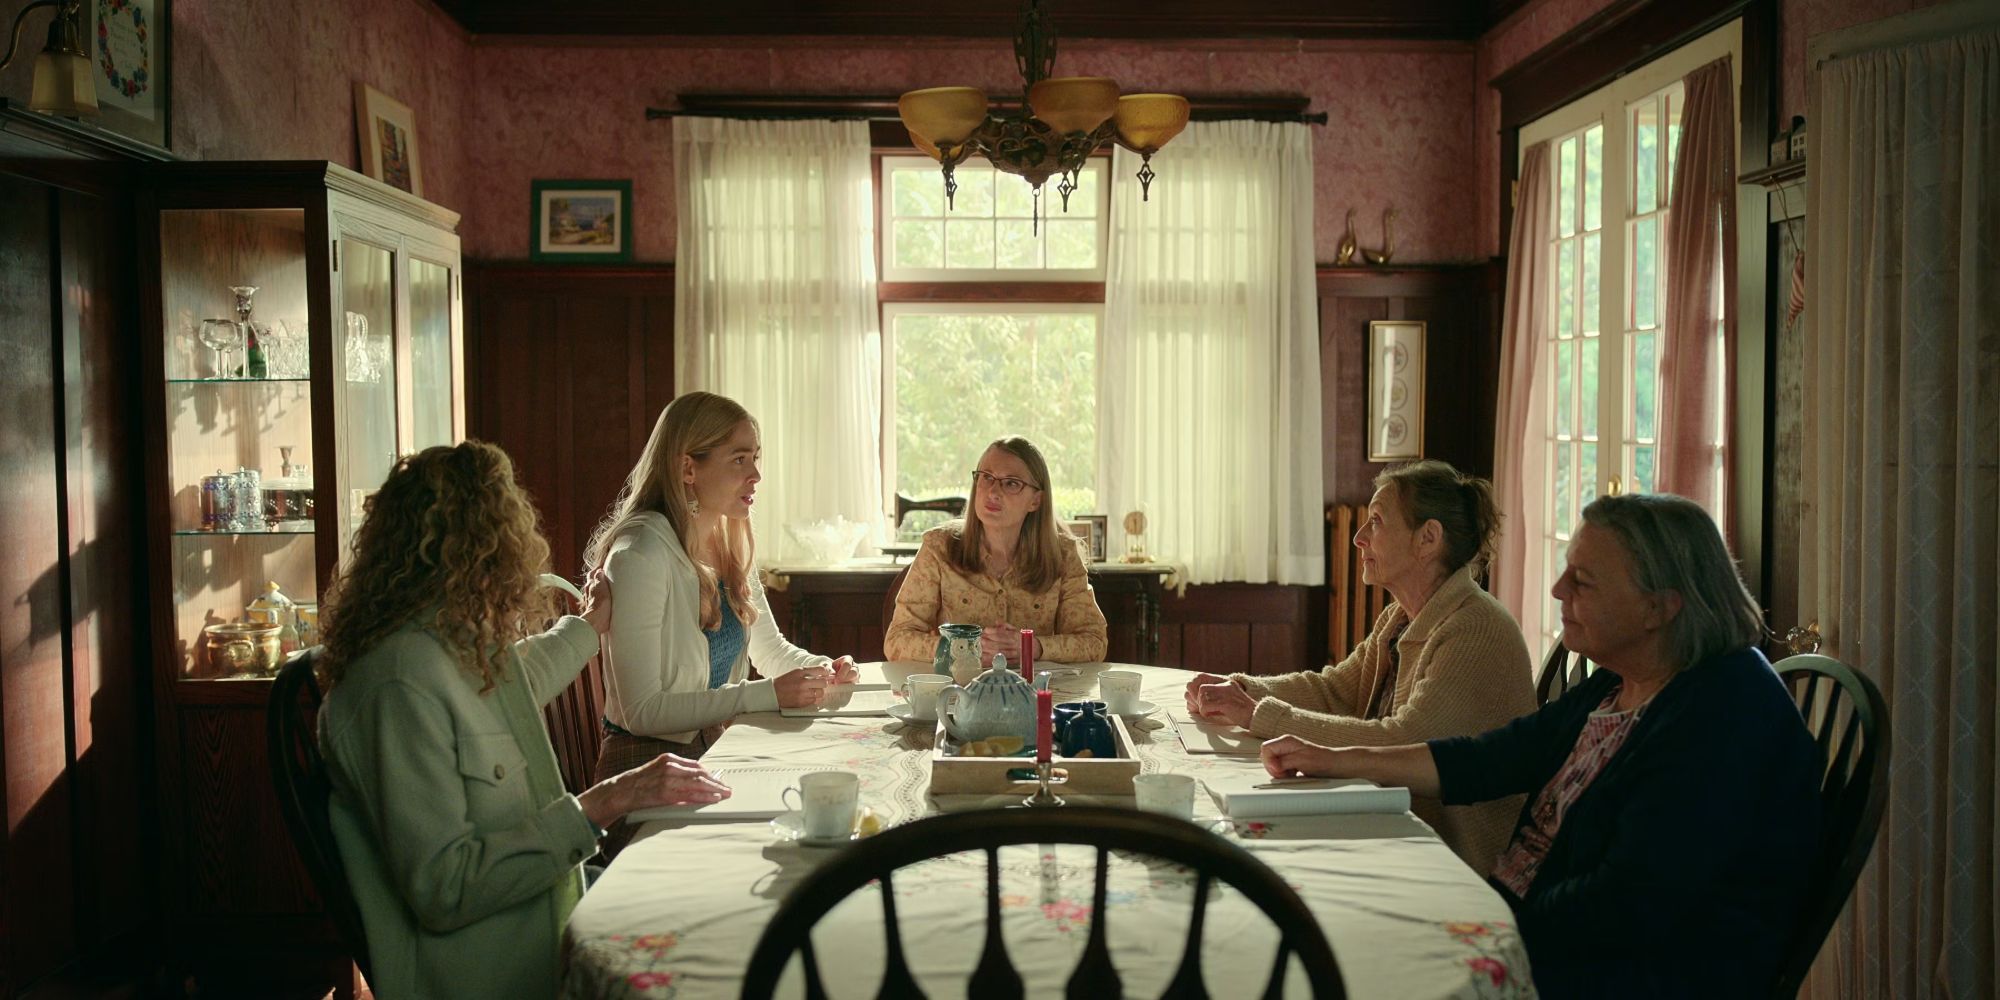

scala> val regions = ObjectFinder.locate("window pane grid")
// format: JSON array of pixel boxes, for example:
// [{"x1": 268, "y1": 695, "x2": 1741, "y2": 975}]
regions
[{"x1": 884, "y1": 160, "x2": 1104, "y2": 277}]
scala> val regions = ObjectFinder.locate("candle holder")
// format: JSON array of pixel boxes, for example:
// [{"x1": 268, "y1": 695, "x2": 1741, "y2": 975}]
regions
[{"x1": 1023, "y1": 761, "x2": 1065, "y2": 808}]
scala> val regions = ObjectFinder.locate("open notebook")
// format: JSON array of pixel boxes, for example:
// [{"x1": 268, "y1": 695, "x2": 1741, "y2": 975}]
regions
[
  {"x1": 780, "y1": 684, "x2": 897, "y2": 717},
  {"x1": 623, "y1": 764, "x2": 832, "y2": 822},
  {"x1": 1204, "y1": 775, "x2": 1412, "y2": 820}
]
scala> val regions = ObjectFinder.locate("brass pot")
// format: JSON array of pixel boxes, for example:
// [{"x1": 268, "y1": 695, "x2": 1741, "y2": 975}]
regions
[{"x1": 202, "y1": 621, "x2": 284, "y2": 677}]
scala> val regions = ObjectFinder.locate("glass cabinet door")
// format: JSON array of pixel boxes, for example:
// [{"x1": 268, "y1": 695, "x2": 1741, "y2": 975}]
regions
[
  {"x1": 160, "y1": 207, "x2": 318, "y2": 678},
  {"x1": 336, "y1": 238, "x2": 400, "y2": 550},
  {"x1": 409, "y1": 256, "x2": 456, "y2": 451}
]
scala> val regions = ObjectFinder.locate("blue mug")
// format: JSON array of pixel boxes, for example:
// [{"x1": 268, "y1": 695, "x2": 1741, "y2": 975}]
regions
[{"x1": 1056, "y1": 700, "x2": 1115, "y2": 758}]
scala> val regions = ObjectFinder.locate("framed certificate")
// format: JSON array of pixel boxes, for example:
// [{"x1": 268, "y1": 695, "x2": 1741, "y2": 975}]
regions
[{"x1": 90, "y1": 0, "x2": 171, "y2": 149}]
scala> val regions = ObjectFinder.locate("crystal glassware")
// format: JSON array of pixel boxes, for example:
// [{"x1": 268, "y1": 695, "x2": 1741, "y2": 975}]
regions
[
  {"x1": 264, "y1": 318, "x2": 309, "y2": 378},
  {"x1": 197, "y1": 318, "x2": 243, "y2": 378}
]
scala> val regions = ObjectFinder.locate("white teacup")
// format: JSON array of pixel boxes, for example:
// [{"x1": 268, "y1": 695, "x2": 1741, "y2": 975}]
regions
[
  {"x1": 781, "y1": 771, "x2": 860, "y2": 840},
  {"x1": 1133, "y1": 773, "x2": 1197, "y2": 820},
  {"x1": 1098, "y1": 670, "x2": 1143, "y2": 715},
  {"x1": 905, "y1": 674, "x2": 951, "y2": 721}
]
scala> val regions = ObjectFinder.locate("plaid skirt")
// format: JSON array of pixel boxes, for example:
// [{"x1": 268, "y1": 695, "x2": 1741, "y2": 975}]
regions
[{"x1": 592, "y1": 725, "x2": 724, "y2": 785}]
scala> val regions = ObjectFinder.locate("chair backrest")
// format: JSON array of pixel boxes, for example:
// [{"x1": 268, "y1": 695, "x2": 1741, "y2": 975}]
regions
[
  {"x1": 541, "y1": 652, "x2": 607, "y2": 794},
  {"x1": 267, "y1": 648, "x2": 374, "y2": 982},
  {"x1": 1533, "y1": 637, "x2": 1595, "y2": 705},
  {"x1": 740, "y1": 806, "x2": 1345, "y2": 1000},
  {"x1": 881, "y1": 564, "x2": 912, "y2": 640},
  {"x1": 1769, "y1": 654, "x2": 1890, "y2": 997}
]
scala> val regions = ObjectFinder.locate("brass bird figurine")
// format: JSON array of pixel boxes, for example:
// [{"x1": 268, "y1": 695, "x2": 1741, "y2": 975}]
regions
[
  {"x1": 1362, "y1": 208, "x2": 1398, "y2": 266},
  {"x1": 1335, "y1": 208, "x2": 1359, "y2": 267}
]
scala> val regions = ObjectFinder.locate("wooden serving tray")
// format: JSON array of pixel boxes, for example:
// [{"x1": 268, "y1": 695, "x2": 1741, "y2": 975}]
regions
[{"x1": 928, "y1": 711, "x2": 1141, "y2": 796}]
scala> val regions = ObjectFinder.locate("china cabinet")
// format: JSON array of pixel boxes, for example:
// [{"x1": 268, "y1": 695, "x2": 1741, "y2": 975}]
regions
[{"x1": 138, "y1": 161, "x2": 462, "y2": 987}]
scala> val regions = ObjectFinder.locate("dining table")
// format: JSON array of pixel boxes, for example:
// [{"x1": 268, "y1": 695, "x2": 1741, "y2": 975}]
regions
[{"x1": 560, "y1": 662, "x2": 1536, "y2": 999}]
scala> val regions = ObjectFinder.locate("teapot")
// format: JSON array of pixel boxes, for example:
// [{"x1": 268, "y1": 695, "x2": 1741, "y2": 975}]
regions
[
  {"x1": 935, "y1": 654, "x2": 1037, "y2": 747},
  {"x1": 932, "y1": 623, "x2": 984, "y2": 685}
]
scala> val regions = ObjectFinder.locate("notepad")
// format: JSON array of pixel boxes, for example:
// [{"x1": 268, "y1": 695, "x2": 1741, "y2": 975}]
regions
[
  {"x1": 623, "y1": 764, "x2": 828, "y2": 822},
  {"x1": 779, "y1": 684, "x2": 897, "y2": 717},
  {"x1": 1208, "y1": 776, "x2": 1412, "y2": 819},
  {"x1": 1170, "y1": 712, "x2": 1264, "y2": 756}
]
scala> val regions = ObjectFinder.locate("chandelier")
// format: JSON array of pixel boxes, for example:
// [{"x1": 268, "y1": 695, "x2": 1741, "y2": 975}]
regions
[{"x1": 896, "y1": 0, "x2": 1189, "y2": 224}]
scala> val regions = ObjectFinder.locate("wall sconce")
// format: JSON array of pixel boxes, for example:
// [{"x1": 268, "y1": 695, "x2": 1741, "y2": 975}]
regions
[{"x1": 2, "y1": 0, "x2": 98, "y2": 118}]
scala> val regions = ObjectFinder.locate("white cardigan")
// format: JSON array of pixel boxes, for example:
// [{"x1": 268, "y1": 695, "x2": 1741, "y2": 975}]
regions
[{"x1": 599, "y1": 512, "x2": 829, "y2": 742}]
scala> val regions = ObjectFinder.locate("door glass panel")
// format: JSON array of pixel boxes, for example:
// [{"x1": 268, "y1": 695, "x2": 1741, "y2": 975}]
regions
[
  {"x1": 338, "y1": 239, "x2": 398, "y2": 550},
  {"x1": 410, "y1": 259, "x2": 454, "y2": 451}
]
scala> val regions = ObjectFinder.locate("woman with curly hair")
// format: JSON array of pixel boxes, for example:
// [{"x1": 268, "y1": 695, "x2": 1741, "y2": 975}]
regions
[
  {"x1": 586, "y1": 391, "x2": 859, "y2": 781},
  {"x1": 317, "y1": 442, "x2": 729, "y2": 1000}
]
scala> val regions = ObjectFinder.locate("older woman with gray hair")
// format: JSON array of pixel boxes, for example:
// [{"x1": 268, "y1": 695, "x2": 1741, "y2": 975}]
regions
[{"x1": 1261, "y1": 493, "x2": 1822, "y2": 997}]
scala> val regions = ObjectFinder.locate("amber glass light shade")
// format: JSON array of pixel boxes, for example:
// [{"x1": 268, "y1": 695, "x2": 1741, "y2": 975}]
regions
[
  {"x1": 1027, "y1": 77, "x2": 1119, "y2": 136},
  {"x1": 30, "y1": 49, "x2": 98, "y2": 117},
  {"x1": 898, "y1": 87, "x2": 990, "y2": 147},
  {"x1": 1112, "y1": 94, "x2": 1188, "y2": 152}
]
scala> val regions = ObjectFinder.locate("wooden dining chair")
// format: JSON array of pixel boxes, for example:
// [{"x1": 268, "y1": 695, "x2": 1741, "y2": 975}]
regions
[
  {"x1": 880, "y1": 564, "x2": 913, "y2": 639},
  {"x1": 740, "y1": 806, "x2": 1345, "y2": 1000},
  {"x1": 267, "y1": 648, "x2": 374, "y2": 983},
  {"x1": 1769, "y1": 654, "x2": 1890, "y2": 998},
  {"x1": 1533, "y1": 637, "x2": 1594, "y2": 705}
]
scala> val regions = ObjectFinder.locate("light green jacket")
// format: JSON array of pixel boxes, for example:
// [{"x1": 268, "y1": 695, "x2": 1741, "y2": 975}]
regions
[{"x1": 319, "y1": 617, "x2": 602, "y2": 1000}]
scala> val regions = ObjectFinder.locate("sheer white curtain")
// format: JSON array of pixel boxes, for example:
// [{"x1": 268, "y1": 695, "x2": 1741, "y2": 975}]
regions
[
  {"x1": 1490, "y1": 142, "x2": 1553, "y2": 640},
  {"x1": 673, "y1": 118, "x2": 882, "y2": 562},
  {"x1": 1800, "y1": 22, "x2": 1999, "y2": 998},
  {"x1": 1103, "y1": 121, "x2": 1323, "y2": 585}
]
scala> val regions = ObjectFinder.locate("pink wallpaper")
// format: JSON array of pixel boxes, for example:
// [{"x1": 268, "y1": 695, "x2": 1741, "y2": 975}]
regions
[
  {"x1": 1470, "y1": 0, "x2": 1940, "y2": 258},
  {"x1": 464, "y1": 36, "x2": 1480, "y2": 263}
]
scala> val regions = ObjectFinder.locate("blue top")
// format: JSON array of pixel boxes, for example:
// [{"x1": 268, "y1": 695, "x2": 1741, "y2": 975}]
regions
[
  {"x1": 1428, "y1": 647, "x2": 1822, "y2": 998},
  {"x1": 705, "y1": 590, "x2": 745, "y2": 690}
]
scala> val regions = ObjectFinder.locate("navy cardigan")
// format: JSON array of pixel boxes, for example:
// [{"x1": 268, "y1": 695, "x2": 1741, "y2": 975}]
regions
[{"x1": 1428, "y1": 647, "x2": 1822, "y2": 998}]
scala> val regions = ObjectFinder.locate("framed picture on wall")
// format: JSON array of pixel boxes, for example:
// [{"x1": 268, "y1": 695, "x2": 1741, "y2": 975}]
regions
[
  {"x1": 354, "y1": 82, "x2": 423, "y2": 196},
  {"x1": 1367, "y1": 320, "x2": 1426, "y2": 462},
  {"x1": 530, "y1": 179, "x2": 633, "y2": 262},
  {"x1": 90, "y1": 0, "x2": 172, "y2": 148}
]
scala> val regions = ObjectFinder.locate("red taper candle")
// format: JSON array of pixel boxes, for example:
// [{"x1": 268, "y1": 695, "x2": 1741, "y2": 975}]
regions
[
  {"x1": 1020, "y1": 628, "x2": 1035, "y2": 681},
  {"x1": 1036, "y1": 689, "x2": 1053, "y2": 763}
]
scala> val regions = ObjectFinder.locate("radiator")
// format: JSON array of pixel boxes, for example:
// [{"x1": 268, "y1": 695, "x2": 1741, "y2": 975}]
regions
[{"x1": 1328, "y1": 504, "x2": 1391, "y2": 662}]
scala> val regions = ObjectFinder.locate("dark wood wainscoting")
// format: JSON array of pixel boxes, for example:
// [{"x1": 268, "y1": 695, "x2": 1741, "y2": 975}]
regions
[
  {"x1": 0, "y1": 149, "x2": 152, "y2": 989},
  {"x1": 465, "y1": 262, "x2": 677, "y2": 576}
]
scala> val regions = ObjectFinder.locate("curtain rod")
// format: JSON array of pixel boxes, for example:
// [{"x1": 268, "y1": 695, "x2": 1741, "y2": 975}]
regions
[{"x1": 646, "y1": 93, "x2": 1328, "y2": 125}]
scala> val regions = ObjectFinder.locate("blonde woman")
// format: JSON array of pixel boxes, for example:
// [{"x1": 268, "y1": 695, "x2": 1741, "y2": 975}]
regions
[
  {"x1": 317, "y1": 442, "x2": 729, "y2": 1000},
  {"x1": 586, "y1": 392, "x2": 859, "y2": 781},
  {"x1": 885, "y1": 436, "x2": 1108, "y2": 664}
]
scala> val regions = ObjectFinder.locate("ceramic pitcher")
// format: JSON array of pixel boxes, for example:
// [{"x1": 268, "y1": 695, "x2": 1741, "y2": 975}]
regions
[{"x1": 932, "y1": 623, "x2": 984, "y2": 685}]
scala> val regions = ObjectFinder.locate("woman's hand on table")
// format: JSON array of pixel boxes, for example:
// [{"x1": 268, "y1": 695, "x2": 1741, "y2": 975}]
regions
[
  {"x1": 582, "y1": 753, "x2": 730, "y2": 827},
  {"x1": 1261, "y1": 735, "x2": 1340, "y2": 780},
  {"x1": 773, "y1": 664, "x2": 833, "y2": 708},
  {"x1": 1185, "y1": 674, "x2": 1256, "y2": 727},
  {"x1": 979, "y1": 624, "x2": 1040, "y2": 663},
  {"x1": 828, "y1": 656, "x2": 859, "y2": 685}
]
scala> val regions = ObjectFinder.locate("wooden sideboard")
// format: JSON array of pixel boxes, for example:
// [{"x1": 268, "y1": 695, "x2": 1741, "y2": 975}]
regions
[{"x1": 760, "y1": 562, "x2": 1176, "y2": 665}]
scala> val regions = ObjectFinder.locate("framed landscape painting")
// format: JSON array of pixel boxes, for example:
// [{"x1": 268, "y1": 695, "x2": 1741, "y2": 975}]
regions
[{"x1": 531, "y1": 179, "x2": 633, "y2": 263}]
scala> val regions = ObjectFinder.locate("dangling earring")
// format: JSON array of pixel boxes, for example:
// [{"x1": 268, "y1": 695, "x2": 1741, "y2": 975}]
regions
[{"x1": 687, "y1": 495, "x2": 701, "y2": 515}]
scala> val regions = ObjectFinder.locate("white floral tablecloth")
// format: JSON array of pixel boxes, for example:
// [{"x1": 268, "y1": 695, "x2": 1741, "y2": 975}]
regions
[{"x1": 561, "y1": 663, "x2": 1534, "y2": 999}]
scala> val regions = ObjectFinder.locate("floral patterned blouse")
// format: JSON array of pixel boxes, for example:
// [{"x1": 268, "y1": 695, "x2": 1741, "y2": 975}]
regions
[{"x1": 883, "y1": 525, "x2": 1109, "y2": 663}]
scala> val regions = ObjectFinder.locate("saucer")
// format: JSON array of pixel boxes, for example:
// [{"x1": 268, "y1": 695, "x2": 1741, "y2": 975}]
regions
[
  {"x1": 1110, "y1": 700, "x2": 1159, "y2": 718},
  {"x1": 885, "y1": 703, "x2": 937, "y2": 726},
  {"x1": 770, "y1": 810, "x2": 859, "y2": 847}
]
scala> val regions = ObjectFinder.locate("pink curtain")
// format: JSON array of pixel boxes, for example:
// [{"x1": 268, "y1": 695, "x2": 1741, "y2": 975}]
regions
[
  {"x1": 1655, "y1": 56, "x2": 1737, "y2": 531},
  {"x1": 1490, "y1": 141, "x2": 1552, "y2": 648}
]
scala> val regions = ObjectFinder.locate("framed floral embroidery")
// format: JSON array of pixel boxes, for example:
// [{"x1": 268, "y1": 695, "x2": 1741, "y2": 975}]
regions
[{"x1": 90, "y1": 0, "x2": 170, "y2": 148}]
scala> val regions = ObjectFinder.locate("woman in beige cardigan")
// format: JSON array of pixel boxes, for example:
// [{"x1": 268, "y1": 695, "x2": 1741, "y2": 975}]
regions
[{"x1": 1184, "y1": 460, "x2": 1534, "y2": 873}]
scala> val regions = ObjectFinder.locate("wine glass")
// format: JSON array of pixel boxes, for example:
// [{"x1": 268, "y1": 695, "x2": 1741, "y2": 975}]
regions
[{"x1": 197, "y1": 319, "x2": 243, "y2": 378}]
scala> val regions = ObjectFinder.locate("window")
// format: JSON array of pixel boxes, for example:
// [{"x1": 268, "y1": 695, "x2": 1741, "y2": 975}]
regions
[
  {"x1": 1523, "y1": 22, "x2": 1738, "y2": 656},
  {"x1": 878, "y1": 157, "x2": 1111, "y2": 533},
  {"x1": 880, "y1": 156, "x2": 1108, "y2": 281}
]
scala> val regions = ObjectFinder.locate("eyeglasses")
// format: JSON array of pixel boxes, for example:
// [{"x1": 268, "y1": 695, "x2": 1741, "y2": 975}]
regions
[{"x1": 971, "y1": 470, "x2": 1042, "y2": 496}]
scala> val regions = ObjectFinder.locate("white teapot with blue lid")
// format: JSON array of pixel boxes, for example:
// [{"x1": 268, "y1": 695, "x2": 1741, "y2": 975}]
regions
[{"x1": 935, "y1": 654, "x2": 1038, "y2": 746}]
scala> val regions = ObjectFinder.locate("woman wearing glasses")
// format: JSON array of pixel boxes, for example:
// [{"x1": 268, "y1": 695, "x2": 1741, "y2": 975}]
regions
[{"x1": 885, "y1": 436, "x2": 1108, "y2": 664}]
